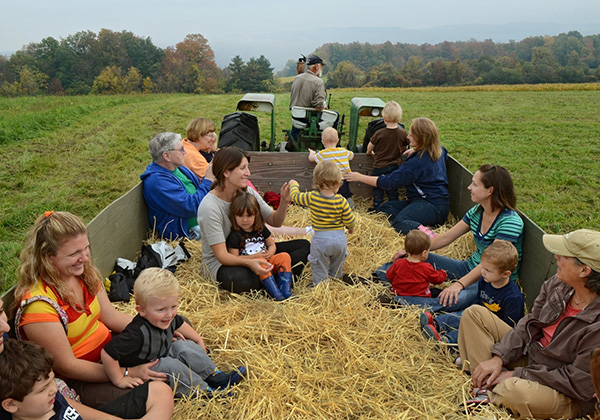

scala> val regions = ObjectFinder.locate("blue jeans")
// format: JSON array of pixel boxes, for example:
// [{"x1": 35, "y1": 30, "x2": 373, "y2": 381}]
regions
[
  {"x1": 375, "y1": 256, "x2": 477, "y2": 313},
  {"x1": 425, "y1": 253, "x2": 471, "y2": 281},
  {"x1": 391, "y1": 283, "x2": 478, "y2": 312},
  {"x1": 434, "y1": 310, "x2": 464, "y2": 344},
  {"x1": 378, "y1": 198, "x2": 449, "y2": 234},
  {"x1": 372, "y1": 165, "x2": 399, "y2": 208}
]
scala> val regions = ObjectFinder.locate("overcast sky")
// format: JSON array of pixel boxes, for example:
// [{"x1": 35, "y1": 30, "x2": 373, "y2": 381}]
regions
[{"x1": 2, "y1": 0, "x2": 600, "y2": 70}]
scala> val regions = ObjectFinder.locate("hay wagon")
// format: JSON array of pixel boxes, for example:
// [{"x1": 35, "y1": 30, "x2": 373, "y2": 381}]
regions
[
  {"x1": 0, "y1": 152, "x2": 560, "y2": 419},
  {"x1": 2, "y1": 152, "x2": 554, "y2": 311}
]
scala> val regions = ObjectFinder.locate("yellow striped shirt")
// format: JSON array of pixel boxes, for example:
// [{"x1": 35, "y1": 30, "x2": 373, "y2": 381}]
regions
[
  {"x1": 290, "y1": 183, "x2": 356, "y2": 231},
  {"x1": 314, "y1": 147, "x2": 354, "y2": 174}
]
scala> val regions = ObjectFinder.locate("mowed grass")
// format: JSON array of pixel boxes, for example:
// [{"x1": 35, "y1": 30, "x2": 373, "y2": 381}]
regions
[{"x1": 1, "y1": 86, "x2": 599, "y2": 291}]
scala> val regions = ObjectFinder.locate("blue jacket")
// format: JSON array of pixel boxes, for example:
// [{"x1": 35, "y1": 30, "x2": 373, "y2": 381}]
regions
[
  {"x1": 140, "y1": 162, "x2": 211, "y2": 239},
  {"x1": 377, "y1": 146, "x2": 449, "y2": 206}
]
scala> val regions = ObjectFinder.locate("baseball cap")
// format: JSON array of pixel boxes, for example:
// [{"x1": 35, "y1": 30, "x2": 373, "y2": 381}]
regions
[
  {"x1": 307, "y1": 55, "x2": 324, "y2": 66},
  {"x1": 543, "y1": 229, "x2": 600, "y2": 272}
]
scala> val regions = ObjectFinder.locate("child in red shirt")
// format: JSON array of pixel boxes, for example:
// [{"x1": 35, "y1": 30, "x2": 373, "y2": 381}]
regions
[{"x1": 387, "y1": 229, "x2": 447, "y2": 296}]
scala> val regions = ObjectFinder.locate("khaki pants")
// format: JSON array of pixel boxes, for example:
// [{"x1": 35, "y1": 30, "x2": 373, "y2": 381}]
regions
[{"x1": 458, "y1": 305, "x2": 580, "y2": 419}]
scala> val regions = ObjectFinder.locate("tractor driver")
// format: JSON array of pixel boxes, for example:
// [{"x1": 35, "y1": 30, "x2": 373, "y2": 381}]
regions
[
  {"x1": 290, "y1": 54, "x2": 327, "y2": 112},
  {"x1": 287, "y1": 55, "x2": 338, "y2": 150}
]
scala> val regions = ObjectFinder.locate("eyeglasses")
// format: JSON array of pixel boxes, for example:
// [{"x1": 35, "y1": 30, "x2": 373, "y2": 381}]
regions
[{"x1": 168, "y1": 146, "x2": 186, "y2": 154}]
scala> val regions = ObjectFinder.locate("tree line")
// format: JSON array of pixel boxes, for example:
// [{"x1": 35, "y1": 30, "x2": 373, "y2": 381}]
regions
[
  {"x1": 311, "y1": 31, "x2": 600, "y2": 88},
  {"x1": 0, "y1": 29, "x2": 274, "y2": 96},
  {"x1": 2, "y1": 29, "x2": 600, "y2": 96}
]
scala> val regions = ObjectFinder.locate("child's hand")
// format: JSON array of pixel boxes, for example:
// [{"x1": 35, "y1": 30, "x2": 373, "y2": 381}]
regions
[
  {"x1": 403, "y1": 148, "x2": 416, "y2": 158},
  {"x1": 347, "y1": 229, "x2": 354, "y2": 235},
  {"x1": 116, "y1": 376, "x2": 144, "y2": 389},
  {"x1": 251, "y1": 251, "x2": 270, "y2": 260},
  {"x1": 173, "y1": 331, "x2": 186, "y2": 341},
  {"x1": 248, "y1": 259, "x2": 272, "y2": 276}
]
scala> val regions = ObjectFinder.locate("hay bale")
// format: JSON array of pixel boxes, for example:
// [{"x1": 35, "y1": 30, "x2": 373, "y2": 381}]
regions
[{"x1": 125, "y1": 199, "x2": 513, "y2": 419}]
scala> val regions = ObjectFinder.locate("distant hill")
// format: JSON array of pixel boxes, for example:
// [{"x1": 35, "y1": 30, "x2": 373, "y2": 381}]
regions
[{"x1": 211, "y1": 22, "x2": 600, "y2": 70}]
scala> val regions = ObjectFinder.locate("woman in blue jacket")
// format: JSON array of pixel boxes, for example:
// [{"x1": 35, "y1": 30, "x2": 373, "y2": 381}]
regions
[
  {"x1": 140, "y1": 132, "x2": 214, "y2": 240},
  {"x1": 345, "y1": 117, "x2": 449, "y2": 234}
]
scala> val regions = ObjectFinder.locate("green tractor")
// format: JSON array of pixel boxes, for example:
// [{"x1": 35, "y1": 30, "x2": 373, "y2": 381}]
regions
[{"x1": 218, "y1": 93, "x2": 389, "y2": 153}]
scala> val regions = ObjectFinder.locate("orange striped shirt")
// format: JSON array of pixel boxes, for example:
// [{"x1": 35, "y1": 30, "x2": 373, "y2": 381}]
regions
[{"x1": 19, "y1": 279, "x2": 111, "y2": 362}]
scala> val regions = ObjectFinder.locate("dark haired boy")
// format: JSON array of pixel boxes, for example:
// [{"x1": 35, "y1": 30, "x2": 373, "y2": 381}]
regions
[{"x1": 0, "y1": 339, "x2": 145, "y2": 420}]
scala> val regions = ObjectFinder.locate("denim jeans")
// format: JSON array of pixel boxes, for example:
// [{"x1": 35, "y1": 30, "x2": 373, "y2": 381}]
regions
[
  {"x1": 391, "y1": 283, "x2": 478, "y2": 313},
  {"x1": 375, "y1": 256, "x2": 477, "y2": 313},
  {"x1": 372, "y1": 165, "x2": 399, "y2": 208},
  {"x1": 378, "y1": 198, "x2": 449, "y2": 234},
  {"x1": 434, "y1": 310, "x2": 465, "y2": 344},
  {"x1": 425, "y1": 253, "x2": 472, "y2": 281}
]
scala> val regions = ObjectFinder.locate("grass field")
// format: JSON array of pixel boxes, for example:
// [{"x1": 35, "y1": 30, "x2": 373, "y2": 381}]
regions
[{"x1": 1, "y1": 85, "x2": 599, "y2": 291}]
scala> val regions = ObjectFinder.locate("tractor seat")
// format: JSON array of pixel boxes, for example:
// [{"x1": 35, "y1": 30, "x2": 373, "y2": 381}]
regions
[{"x1": 291, "y1": 107, "x2": 338, "y2": 131}]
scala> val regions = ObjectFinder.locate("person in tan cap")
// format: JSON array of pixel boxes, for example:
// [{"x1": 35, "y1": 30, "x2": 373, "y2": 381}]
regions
[{"x1": 457, "y1": 229, "x2": 600, "y2": 418}]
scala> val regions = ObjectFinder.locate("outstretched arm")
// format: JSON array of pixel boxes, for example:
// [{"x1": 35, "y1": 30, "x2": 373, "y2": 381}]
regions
[
  {"x1": 343, "y1": 171, "x2": 379, "y2": 187},
  {"x1": 266, "y1": 182, "x2": 290, "y2": 227}
]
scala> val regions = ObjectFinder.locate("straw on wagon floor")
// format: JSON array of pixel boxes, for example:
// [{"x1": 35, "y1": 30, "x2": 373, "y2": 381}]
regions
[{"x1": 119, "y1": 198, "x2": 515, "y2": 419}]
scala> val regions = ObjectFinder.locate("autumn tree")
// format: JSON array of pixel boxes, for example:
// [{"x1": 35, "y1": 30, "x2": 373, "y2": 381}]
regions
[
  {"x1": 91, "y1": 65, "x2": 124, "y2": 94},
  {"x1": 123, "y1": 67, "x2": 142, "y2": 92},
  {"x1": 175, "y1": 34, "x2": 221, "y2": 92},
  {"x1": 400, "y1": 56, "x2": 424, "y2": 86},
  {"x1": 326, "y1": 61, "x2": 363, "y2": 88},
  {"x1": 157, "y1": 47, "x2": 205, "y2": 93}
]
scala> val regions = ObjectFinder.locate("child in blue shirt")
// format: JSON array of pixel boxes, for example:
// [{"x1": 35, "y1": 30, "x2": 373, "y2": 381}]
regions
[{"x1": 420, "y1": 240, "x2": 525, "y2": 345}]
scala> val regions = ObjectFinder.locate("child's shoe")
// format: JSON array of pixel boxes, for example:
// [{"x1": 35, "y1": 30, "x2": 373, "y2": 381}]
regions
[
  {"x1": 454, "y1": 356, "x2": 463, "y2": 370},
  {"x1": 277, "y1": 270, "x2": 293, "y2": 299},
  {"x1": 419, "y1": 310, "x2": 434, "y2": 329},
  {"x1": 464, "y1": 388, "x2": 490, "y2": 412},
  {"x1": 261, "y1": 275, "x2": 286, "y2": 301},
  {"x1": 202, "y1": 386, "x2": 235, "y2": 399},
  {"x1": 422, "y1": 323, "x2": 448, "y2": 343},
  {"x1": 205, "y1": 366, "x2": 246, "y2": 390},
  {"x1": 417, "y1": 224, "x2": 437, "y2": 238}
]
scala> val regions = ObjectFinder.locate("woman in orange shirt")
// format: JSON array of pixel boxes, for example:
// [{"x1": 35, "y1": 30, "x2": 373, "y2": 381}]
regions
[
  {"x1": 15, "y1": 211, "x2": 173, "y2": 417},
  {"x1": 182, "y1": 117, "x2": 218, "y2": 180}
]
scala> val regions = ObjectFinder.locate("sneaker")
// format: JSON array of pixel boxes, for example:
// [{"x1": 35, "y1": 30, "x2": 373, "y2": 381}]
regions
[
  {"x1": 419, "y1": 311, "x2": 434, "y2": 329},
  {"x1": 203, "y1": 386, "x2": 235, "y2": 399},
  {"x1": 417, "y1": 224, "x2": 437, "y2": 238},
  {"x1": 464, "y1": 388, "x2": 490, "y2": 412},
  {"x1": 205, "y1": 366, "x2": 246, "y2": 390},
  {"x1": 454, "y1": 356, "x2": 463, "y2": 370},
  {"x1": 422, "y1": 324, "x2": 448, "y2": 343},
  {"x1": 341, "y1": 274, "x2": 372, "y2": 286}
]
